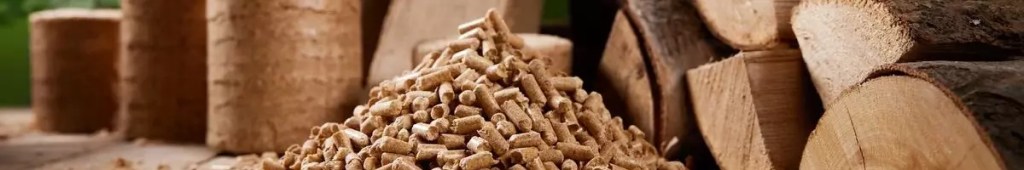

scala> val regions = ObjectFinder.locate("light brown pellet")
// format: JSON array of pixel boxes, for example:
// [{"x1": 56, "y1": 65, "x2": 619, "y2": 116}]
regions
[
  {"x1": 363, "y1": 156, "x2": 379, "y2": 170},
  {"x1": 510, "y1": 164, "x2": 527, "y2": 170},
  {"x1": 453, "y1": 105, "x2": 482, "y2": 117},
  {"x1": 491, "y1": 113, "x2": 507, "y2": 122},
  {"x1": 393, "y1": 115, "x2": 413, "y2": 130},
  {"x1": 556, "y1": 142, "x2": 597, "y2": 161},
  {"x1": 485, "y1": 65, "x2": 508, "y2": 82},
  {"x1": 493, "y1": 88, "x2": 523, "y2": 104},
  {"x1": 549, "y1": 119, "x2": 577, "y2": 144},
  {"x1": 416, "y1": 66, "x2": 455, "y2": 91},
  {"x1": 482, "y1": 39, "x2": 498, "y2": 58},
  {"x1": 412, "y1": 96, "x2": 430, "y2": 111},
  {"x1": 369, "y1": 99, "x2": 402, "y2": 117},
  {"x1": 459, "y1": 151, "x2": 495, "y2": 170},
  {"x1": 344, "y1": 116, "x2": 362, "y2": 130},
  {"x1": 374, "y1": 136, "x2": 413, "y2": 154},
  {"x1": 507, "y1": 147, "x2": 539, "y2": 164},
  {"x1": 448, "y1": 38, "x2": 480, "y2": 52},
  {"x1": 380, "y1": 152, "x2": 413, "y2": 165},
  {"x1": 437, "y1": 149, "x2": 468, "y2": 165},
  {"x1": 430, "y1": 118, "x2": 450, "y2": 133},
  {"x1": 477, "y1": 123, "x2": 509, "y2": 155},
  {"x1": 461, "y1": 49, "x2": 494, "y2": 72},
  {"x1": 520, "y1": 74, "x2": 547, "y2": 105},
  {"x1": 458, "y1": 90, "x2": 477, "y2": 105},
  {"x1": 467, "y1": 136, "x2": 491, "y2": 153},
  {"x1": 539, "y1": 148, "x2": 565, "y2": 163},
  {"x1": 501, "y1": 100, "x2": 533, "y2": 131},
  {"x1": 458, "y1": 28, "x2": 486, "y2": 40},
  {"x1": 343, "y1": 129, "x2": 370, "y2": 149},
  {"x1": 438, "y1": 134, "x2": 466, "y2": 149},
  {"x1": 452, "y1": 115, "x2": 485, "y2": 134},
  {"x1": 415, "y1": 143, "x2": 447, "y2": 161},
  {"x1": 611, "y1": 156, "x2": 642, "y2": 169},
  {"x1": 411, "y1": 123, "x2": 439, "y2": 141},
  {"x1": 562, "y1": 160, "x2": 579, "y2": 170},
  {"x1": 457, "y1": 18, "x2": 485, "y2": 34},
  {"x1": 544, "y1": 161, "x2": 559, "y2": 170},
  {"x1": 550, "y1": 77, "x2": 583, "y2": 92},
  {"x1": 495, "y1": 120, "x2": 517, "y2": 137},
  {"x1": 412, "y1": 110, "x2": 430, "y2": 123},
  {"x1": 509, "y1": 132, "x2": 544, "y2": 148},
  {"x1": 454, "y1": 70, "x2": 481, "y2": 91},
  {"x1": 578, "y1": 111, "x2": 606, "y2": 142},
  {"x1": 430, "y1": 104, "x2": 449, "y2": 120},
  {"x1": 439, "y1": 82, "x2": 455, "y2": 104},
  {"x1": 474, "y1": 85, "x2": 501, "y2": 117},
  {"x1": 527, "y1": 105, "x2": 557, "y2": 144},
  {"x1": 526, "y1": 157, "x2": 545, "y2": 170}
]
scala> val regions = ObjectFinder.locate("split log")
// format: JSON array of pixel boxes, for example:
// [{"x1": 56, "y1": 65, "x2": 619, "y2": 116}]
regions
[
  {"x1": 686, "y1": 49, "x2": 816, "y2": 170},
  {"x1": 120, "y1": 0, "x2": 207, "y2": 143},
  {"x1": 693, "y1": 0, "x2": 799, "y2": 50},
  {"x1": 597, "y1": 11, "x2": 656, "y2": 142},
  {"x1": 621, "y1": 0, "x2": 720, "y2": 156},
  {"x1": 792, "y1": 0, "x2": 1024, "y2": 107},
  {"x1": 413, "y1": 34, "x2": 572, "y2": 74},
  {"x1": 206, "y1": 0, "x2": 362, "y2": 153},
  {"x1": 366, "y1": 0, "x2": 543, "y2": 86},
  {"x1": 29, "y1": 9, "x2": 120, "y2": 133},
  {"x1": 803, "y1": 60, "x2": 1024, "y2": 170}
]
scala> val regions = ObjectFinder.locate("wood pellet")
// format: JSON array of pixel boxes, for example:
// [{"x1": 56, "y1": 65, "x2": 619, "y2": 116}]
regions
[{"x1": 261, "y1": 9, "x2": 685, "y2": 170}]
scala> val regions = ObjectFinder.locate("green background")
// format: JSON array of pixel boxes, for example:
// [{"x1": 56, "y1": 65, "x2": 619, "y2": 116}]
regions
[{"x1": 0, "y1": 0, "x2": 566, "y2": 106}]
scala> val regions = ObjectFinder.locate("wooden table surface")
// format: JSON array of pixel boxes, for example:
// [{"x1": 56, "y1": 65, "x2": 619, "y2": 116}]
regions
[{"x1": 0, "y1": 108, "x2": 252, "y2": 170}]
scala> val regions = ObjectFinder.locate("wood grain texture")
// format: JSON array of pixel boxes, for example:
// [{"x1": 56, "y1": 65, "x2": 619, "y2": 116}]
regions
[
  {"x1": 206, "y1": 0, "x2": 363, "y2": 153},
  {"x1": 870, "y1": 61, "x2": 1024, "y2": 170},
  {"x1": 792, "y1": 0, "x2": 1024, "y2": 107},
  {"x1": 29, "y1": 9, "x2": 120, "y2": 133},
  {"x1": 804, "y1": 60, "x2": 1024, "y2": 169},
  {"x1": 367, "y1": 0, "x2": 542, "y2": 86},
  {"x1": 597, "y1": 11, "x2": 655, "y2": 143},
  {"x1": 621, "y1": 0, "x2": 719, "y2": 156},
  {"x1": 687, "y1": 49, "x2": 814, "y2": 170},
  {"x1": 0, "y1": 134, "x2": 120, "y2": 170},
  {"x1": 693, "y1": 0, "x2": 800, "y2": 50},
  {"x1": 120, "y1": 0, "x2": 207, "y2": 143}
]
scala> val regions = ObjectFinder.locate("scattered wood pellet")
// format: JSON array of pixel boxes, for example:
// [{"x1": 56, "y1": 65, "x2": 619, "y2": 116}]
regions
[{"x1": 266, "y1": 9, "x2": 684, "y2": 170}]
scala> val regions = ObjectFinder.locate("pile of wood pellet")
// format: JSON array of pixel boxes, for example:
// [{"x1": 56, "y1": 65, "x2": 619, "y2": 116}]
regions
[{"x1": 259, "y1": 9, "x2": 687, "y2": 170}]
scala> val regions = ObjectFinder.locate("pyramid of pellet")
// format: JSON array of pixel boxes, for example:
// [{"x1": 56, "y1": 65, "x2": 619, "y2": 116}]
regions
[{"x1": 261, "y1": 9, "x2": 687, "y2": 170}]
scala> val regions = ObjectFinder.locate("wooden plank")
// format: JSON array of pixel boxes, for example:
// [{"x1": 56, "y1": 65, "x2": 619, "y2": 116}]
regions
[
  {"x1": 596, "y1": 11, "x2": 655, "y2": 143},
  {"x1": 366, "y1": 0, "x2": 543, "y2": 86},
  {"x1": 792, "y1": 0, "x2": 1024, "y2": 107},
  {"x1": 620, "y1": 0, "x2": 720, "y2": 156},
  {"x1": 693, "y1": 0, "x2": 799, "y2": 50},
  {"x1": 803, "y1": 60, "x2": 1024, "y2": 169},
  {"x1": 0, "y1": 108, "x2": 33, "y2": 138},
  {"x1": 36, "y1": 141, "x2": 217, "y2": 170},
  {"x1": 0, "y1": 134, "x2": 120, "y2": 170},
  {"x1": 686, "y1": 49, "x2": 815, "y2": 169}
]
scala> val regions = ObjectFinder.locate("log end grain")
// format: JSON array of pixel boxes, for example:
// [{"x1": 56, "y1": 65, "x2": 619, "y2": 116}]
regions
[{"x1": 802, "y1": 76, "x2": 1003, "y2": 169}]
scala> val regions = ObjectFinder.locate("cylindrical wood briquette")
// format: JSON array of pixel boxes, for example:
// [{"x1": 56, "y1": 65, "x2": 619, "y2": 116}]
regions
[
  {"x1": 29, "y1": 9, "x2": 120, "y2": 133},
  {"x1": 121, "y1": 0, "x2": 207, "y2": 143}
]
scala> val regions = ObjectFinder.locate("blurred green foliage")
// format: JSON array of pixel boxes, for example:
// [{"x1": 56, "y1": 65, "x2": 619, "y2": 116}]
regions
[{"x1": 0, "y1": 0, "x2": 119, "y2": 106}]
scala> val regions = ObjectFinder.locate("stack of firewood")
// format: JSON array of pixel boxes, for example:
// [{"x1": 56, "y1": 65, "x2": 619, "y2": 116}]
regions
[{"x1": 598, "y1": 0, "x2": 1024, "y2": 169}]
